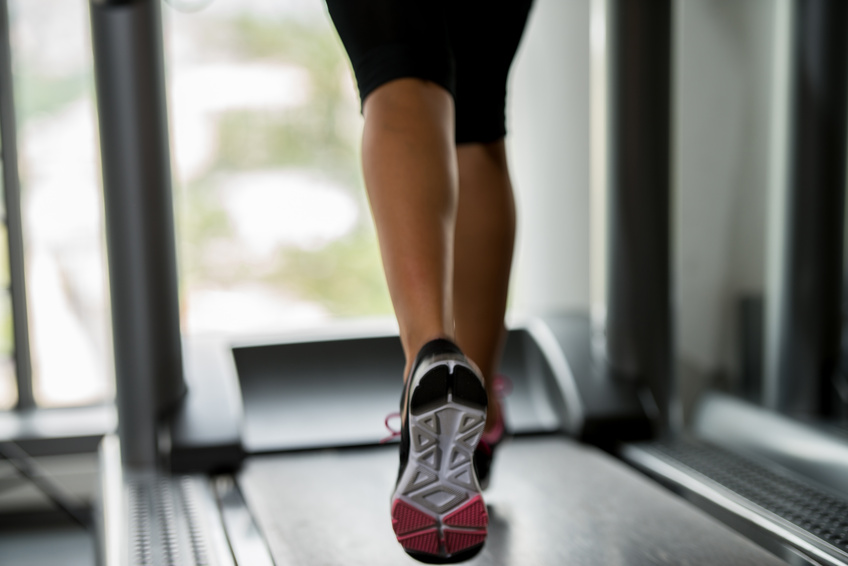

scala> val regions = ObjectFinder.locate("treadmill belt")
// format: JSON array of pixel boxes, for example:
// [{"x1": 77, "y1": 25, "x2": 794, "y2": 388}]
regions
[{"x1": 236, "y1": 437, "x2": 786, "y2": 565}]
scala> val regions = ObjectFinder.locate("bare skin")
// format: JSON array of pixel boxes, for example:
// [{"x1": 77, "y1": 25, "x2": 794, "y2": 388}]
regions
[
  {"x1": 362, "y1": 78, "x2": 458, "y2": 369},
  {"x1": 454, "y1": 140, "x2": 516, "y2": 432},
  {"x1": 362, "y1": 78, "x2": 515, "y2": 432}
]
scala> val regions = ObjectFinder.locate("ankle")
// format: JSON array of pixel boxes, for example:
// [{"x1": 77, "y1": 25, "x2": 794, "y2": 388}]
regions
[
  {"x1": 402, "y1": 333, "x2": 457, "y2": 381},
  {"x1": 484, "y1": 396, "x2": 500, "y2": 433}
]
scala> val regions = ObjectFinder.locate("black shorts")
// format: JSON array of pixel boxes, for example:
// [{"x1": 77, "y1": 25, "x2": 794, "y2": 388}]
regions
[{"x1": 325, "y1": 0, "x2": 534, "y2": 144}]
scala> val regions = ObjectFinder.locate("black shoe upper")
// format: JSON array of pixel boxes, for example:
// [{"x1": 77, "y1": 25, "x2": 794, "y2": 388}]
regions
[{"x1": 396, "y1": 338, "x2": 471, "y2": 487}]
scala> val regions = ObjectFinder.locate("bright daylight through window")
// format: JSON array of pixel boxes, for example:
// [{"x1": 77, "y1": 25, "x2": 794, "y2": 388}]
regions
[
  {"x1": 167, "y1": 0, "x2": 391, "y2": 335},
  {"x1": 0, "y1": 0, "x2": 390, "y2": 410},
  {"x1": 7, "y1": 0, "x2": 110, "y2": 409},
  {"x1": 0, "y1": 217, "x2": 13, "y2": 410}
]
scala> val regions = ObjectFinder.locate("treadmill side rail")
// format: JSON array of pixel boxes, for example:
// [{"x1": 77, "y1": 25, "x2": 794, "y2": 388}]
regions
[
  {"x1": 169, "y1": 336, "x2": 246, "y2": 473},
  {"x1": 97, "y1": 435, "x2": 124, "y2": 566},
  {"x1": 97, "y1": 435, "x2": 237, "y2": 566},
  {"x1": 622, "y1": 438, "x2": 848, "y2": 566},
  {"x1": 214, "y1": 476, "x2": 275, "y2": 566},
  {"x1": 534, "y1": 314, "x2": 653, "y2": 444},
  {"x1": 694, "y1": 392, "x2": 848, "y2": 497}
]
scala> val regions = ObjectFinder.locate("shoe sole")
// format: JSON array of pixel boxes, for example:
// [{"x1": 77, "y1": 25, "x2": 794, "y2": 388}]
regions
[{"x1": 391, "y1": 360, "x2": 488, "y2": 563}]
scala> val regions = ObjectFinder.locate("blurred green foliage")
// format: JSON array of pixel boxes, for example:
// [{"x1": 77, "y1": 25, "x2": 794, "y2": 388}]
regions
[
  {"x1": 15, "y1": 73, "x2": 88, "y2": 123},
  {"x1": 177, "y1": 12, "x2": 393, "y2": 318},
  {"x1": 0, "y1": 225, "x2": 13, "y2": 406},
  {"x1": 0, "y1": 291, "x2": 13, "y2": 357},
  {"x1": 275, "y1": 227, "x2": 391, "y2": 317},
  {"x1": 208, "y1": 14, "x2": 361, "y2": 186},
  {"x1": 0, "y1": 219, "x2": 8, "y2": 291},
  {"x1": 0, "y1": 166, "x2": 12, "y2": 381}
]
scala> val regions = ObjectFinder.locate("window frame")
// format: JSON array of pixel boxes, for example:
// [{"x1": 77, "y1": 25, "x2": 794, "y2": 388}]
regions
[{"x1": 0, "y1": 0, "x2": 34, "y2": 412}]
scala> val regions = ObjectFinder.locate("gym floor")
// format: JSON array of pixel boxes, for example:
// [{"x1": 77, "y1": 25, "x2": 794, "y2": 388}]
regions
[{"x1": 0, "y1": 522, "x2": 94, "y2": 566}]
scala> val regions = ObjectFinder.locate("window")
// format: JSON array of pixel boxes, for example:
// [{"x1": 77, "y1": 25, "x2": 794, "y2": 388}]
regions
[
  {"x1": 7, "y1": 0, "x2": 111, "y2": 408},
  {"x1": 165, "y1": 0, "x2": 391, "y2": 335},
  {"x1": 0, "y1": 210, "x2": 14, "y2": 410},
  {"x1": 0, "y1": 0, "x2": 393, "y2": 410}
]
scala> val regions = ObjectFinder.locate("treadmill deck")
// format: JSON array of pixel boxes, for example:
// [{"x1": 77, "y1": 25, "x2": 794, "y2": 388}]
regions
[{"x1": 237, "y1": 437, "x2": 787, "y2": 565}]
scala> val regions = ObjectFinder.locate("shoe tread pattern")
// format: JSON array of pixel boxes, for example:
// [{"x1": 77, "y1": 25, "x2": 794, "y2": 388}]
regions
[{"x1": 392, "y1": 360, "x2": 488, "y2": 561}]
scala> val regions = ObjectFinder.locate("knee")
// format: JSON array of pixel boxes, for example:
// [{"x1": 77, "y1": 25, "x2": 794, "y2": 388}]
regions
[
  {"x1": 457, "y1": 140, "x2": 509, "y2": 173},
  {"x1": 363, "y1": 78, "x2": 454, "y2": 129}
]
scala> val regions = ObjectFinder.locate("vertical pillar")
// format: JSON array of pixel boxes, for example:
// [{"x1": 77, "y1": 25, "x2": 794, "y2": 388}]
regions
[
  {"x1": 603, "y1": 0, "x2": 677, "y2": 431},
  {"x1": 766, "y1": 0, "x2": 847, "y2": 417},
  {"x1": 89, "y1": 0, "x2": 185, "y2": 468}
]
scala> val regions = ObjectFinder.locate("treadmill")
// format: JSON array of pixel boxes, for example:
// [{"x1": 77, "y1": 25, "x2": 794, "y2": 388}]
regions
[{"x1": 88, "y1": 0, "x2": 848, "y2": 565}]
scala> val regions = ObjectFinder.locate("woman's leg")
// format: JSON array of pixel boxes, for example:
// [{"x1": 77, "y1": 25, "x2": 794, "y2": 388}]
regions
[
  {"x1": 361, "y1": 78, "x2": 459, "y2": 379},
  {"x1": 454, "y1": 139, "x2": 516, "y2": 432}
]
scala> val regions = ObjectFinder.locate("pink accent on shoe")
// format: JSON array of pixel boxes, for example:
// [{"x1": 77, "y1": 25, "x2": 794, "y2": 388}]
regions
[
  {"x1": 443, "y1": 495, "x2": 488, "y2": 528},
  {"x1": 492, "y1": 374, "x2": 513, "y2": 398},
  {"x1": 481, "y1": 408, "x2": 505, "y2": 447},
  {"x1": 392, "y1": 500, "x2": 436, "y2": 536},
  {"x1": 444, "y1": 530, "x2": 487, "y2": 554},
  {"x1": 398, "y1": 529, "x2": 440, "y2": 554},
  {"x1": 482, "y1": 374, "x2": 510, "y2": 446},
  {"x1": 381, "y1": 412, "x2": 402, "y2": 444}
]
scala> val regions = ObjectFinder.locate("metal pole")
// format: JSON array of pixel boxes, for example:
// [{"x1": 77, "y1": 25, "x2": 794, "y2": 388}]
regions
[
  {"x1": 0, "y1": 0, "x2": 34, "y2": 410},
  {"x1": 89, "y1": 0, "x2": 185, "y2": 468},
  {"x1": 603, "y1": 0, "x2": 676, "y2": 431},
  {"x1": 766, "y1": 0, "x2": 847, "y2": 417}
]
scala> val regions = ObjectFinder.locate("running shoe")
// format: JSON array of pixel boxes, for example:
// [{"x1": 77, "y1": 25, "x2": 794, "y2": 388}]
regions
[
  {"x1": 390, "y1": 339, "x2": 489, "y2": 563},
  {"x1": 473, "y1": 375, "x2": 511, "y2": 490},
  {"x1": 473, "y1": 409, "x2": 506, "y2": 490}
]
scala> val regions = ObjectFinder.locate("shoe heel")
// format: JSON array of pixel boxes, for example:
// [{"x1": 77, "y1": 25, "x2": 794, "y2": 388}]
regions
[
  {"x1": 410, "y1": 365, "x2": 450, "y2": 416},
  {"x1": 450, "y1": 365, "x2": 487, "y2": 411},
  {"x1": 394, "y1": 350, "x2": 489, "y2": 563}
]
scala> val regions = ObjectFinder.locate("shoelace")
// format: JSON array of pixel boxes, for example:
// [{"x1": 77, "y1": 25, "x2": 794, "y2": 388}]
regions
[
  {"x1": 381, "y1": 412, "x2": 402, "y2": 444},
  {"x1": 380, "y1": 374, "x2": 513, "y2": 444},
  {"x1": 492, "y1": 374, "x2": 513, "y2": 400}
]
